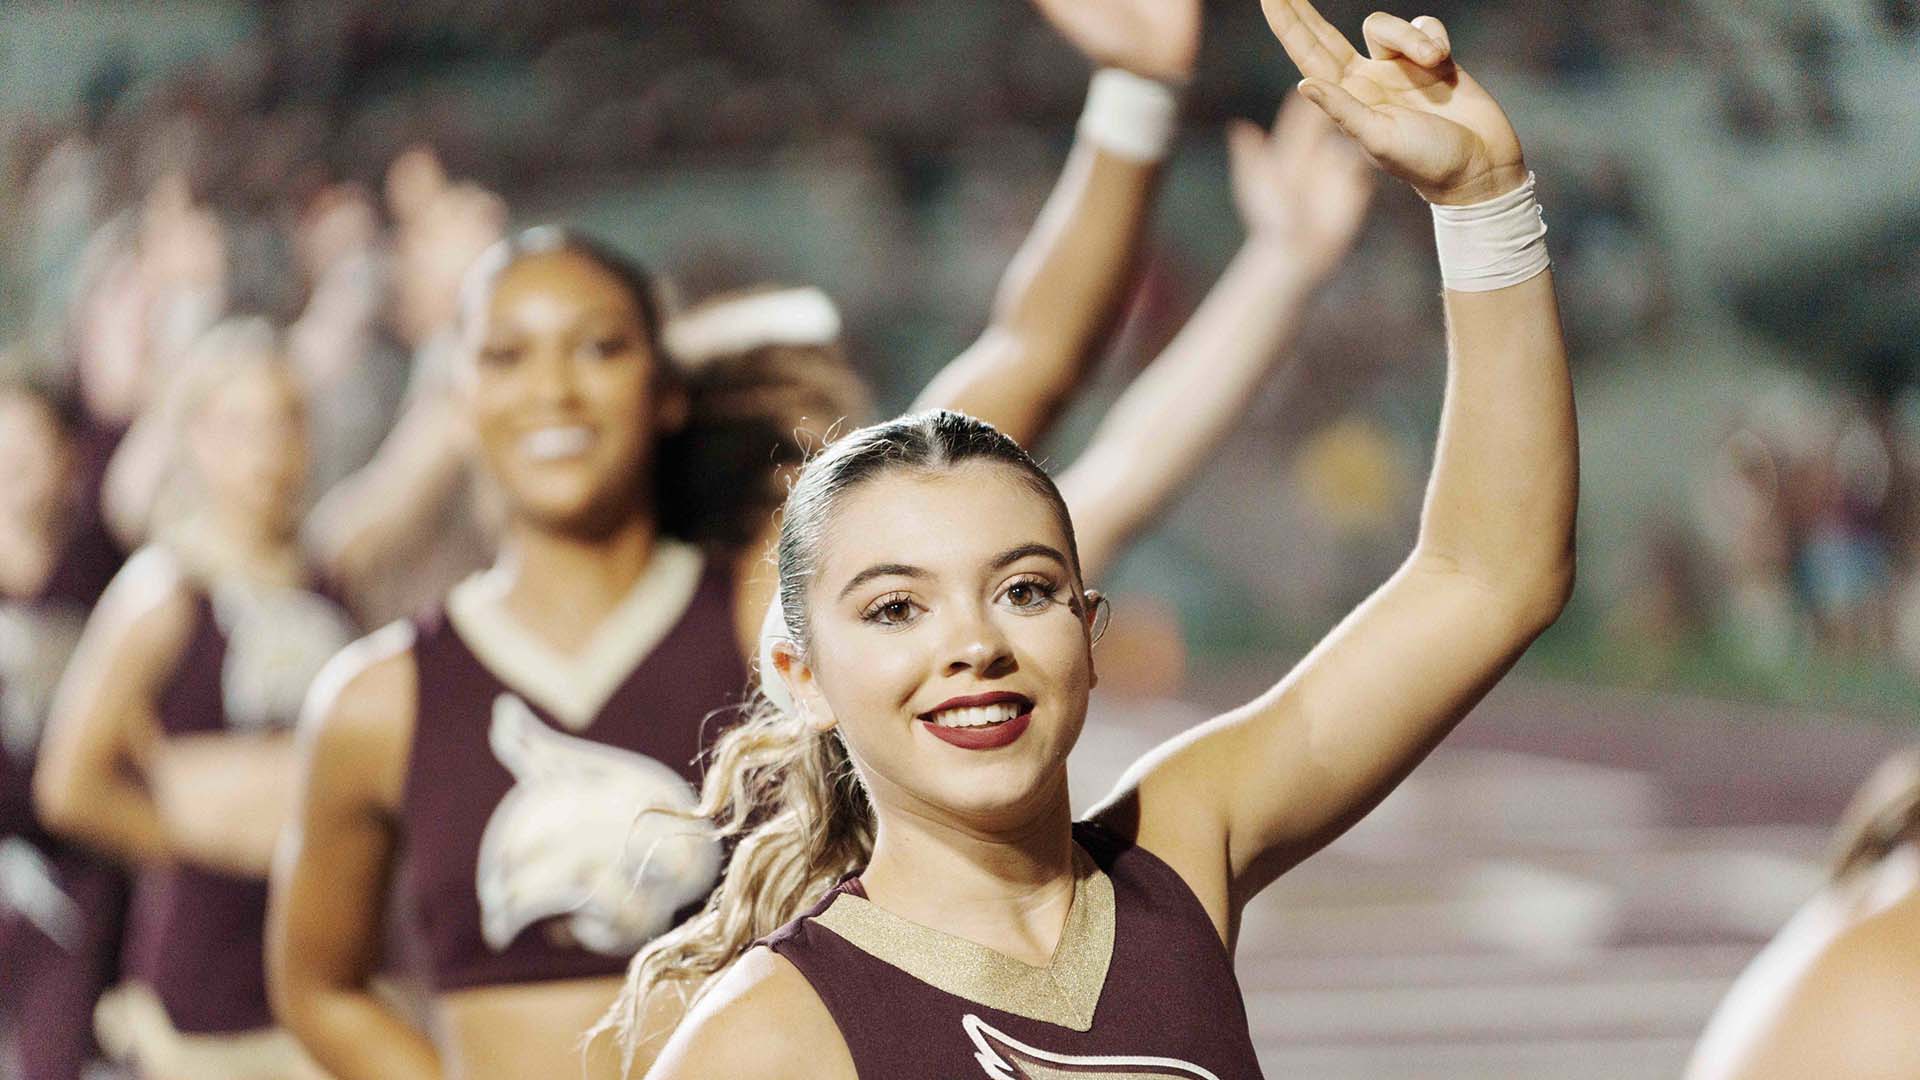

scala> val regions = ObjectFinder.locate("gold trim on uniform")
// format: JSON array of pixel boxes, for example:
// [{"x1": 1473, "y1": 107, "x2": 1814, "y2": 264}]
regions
[{"x1": 812, "y1": 842, "x2": 1115, "y2": 1032}]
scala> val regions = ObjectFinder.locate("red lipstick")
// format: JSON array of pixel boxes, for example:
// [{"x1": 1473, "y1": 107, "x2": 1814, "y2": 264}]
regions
[
  {"x1": 918, "y1": 691, "x2": 1035, "y2": 751},
  {"x1": 919, "y1": 691, "x2": 1031, "y2": 716}
]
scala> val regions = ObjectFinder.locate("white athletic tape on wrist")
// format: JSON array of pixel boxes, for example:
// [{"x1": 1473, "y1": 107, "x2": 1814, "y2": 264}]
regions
[
  {"x1": 1430, "y1": 172, "x2": 1551, "y2": 292},
  {"x1": 1077, "y1": 68, "x2": 1179, "y2": 162},
  {"x1": 663, "y1": 287, "x2": 842, "y2": 364}
]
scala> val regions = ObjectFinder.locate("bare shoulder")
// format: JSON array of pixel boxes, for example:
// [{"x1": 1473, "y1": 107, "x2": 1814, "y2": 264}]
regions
[
  {"x1": 647, "y1": 947, "x2": 852, "y2": 1080},
  {"x1": 1797, "y1": 889, "x2": 1920, "y2": 1012},
  {"x1": 93, "y1": 545, "x2": 197, "y2": 644},
  {"x1": 1739, "y1": 890, "x2": 1920, "y2": 1078},
  {"x1": 295, "y1": 621, "x2": 420, "y2": 812},
  {"x1": 1085, "y1": 719, "x2": 1240, "y2": 940}
]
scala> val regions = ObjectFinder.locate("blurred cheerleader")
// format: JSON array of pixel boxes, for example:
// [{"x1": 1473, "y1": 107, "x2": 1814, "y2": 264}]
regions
[
  {"x1": 0, "y1": 367, "x2": 128, "y2": 1080},
  {"x1": 35, "y1": 321, "x2": 353, "y2": 1079}
]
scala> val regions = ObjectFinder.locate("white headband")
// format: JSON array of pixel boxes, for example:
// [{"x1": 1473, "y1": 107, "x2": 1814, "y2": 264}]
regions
[
  {"x1": 757, "y1": 595, "x2": 797, "y2": 716},
  {"x1": 663, "y1": 287, "x2": 842, "y2": 364}
]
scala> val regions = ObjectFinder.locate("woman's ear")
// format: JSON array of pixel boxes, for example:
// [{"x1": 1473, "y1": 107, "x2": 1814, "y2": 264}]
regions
[
  {"x1": 656, "y1": 381, "x2": 691, "y2": 437},
  {"x1": 770, "y1": 639, "x2": 838, "y2": 733}
]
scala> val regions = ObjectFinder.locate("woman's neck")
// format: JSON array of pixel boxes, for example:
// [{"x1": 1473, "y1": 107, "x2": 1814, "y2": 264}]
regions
[
  {"x1": 170, "y1": 508, "x2": 304, "y2": 588},
  {"x1": 488, "y1": 513, "x2": 663, "y2": 656},
  {"x1": 857, "y1": 779, "x2": 1080, "y2": 966}
]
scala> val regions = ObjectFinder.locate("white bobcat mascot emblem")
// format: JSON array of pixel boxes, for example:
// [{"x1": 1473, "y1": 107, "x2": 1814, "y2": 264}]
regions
[
  {"x1": 476, "y1": 693, "x2": 721, "y2": 955},
  {"x1": 211, "y1": 583, "x2": 356, "y2": 733},
  {"x1": 965, "y1": 1015, "x2": 1221, "y2": 1080}
]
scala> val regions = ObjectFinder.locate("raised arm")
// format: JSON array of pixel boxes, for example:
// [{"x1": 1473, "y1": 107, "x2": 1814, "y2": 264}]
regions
[
  {"x1": 305, "y1": 378, "x2": 476, "y2": 616},
  {"x1": 1098, "y1": 2, "x2": 1575, "y2": 925},
  {"x1": 909, "y1": 0, "x2": 1199, "y2": 448},
  {"x1": 266, "y1": 628, "x2": 443, "y2": 1079},
  {"x1": 1059, "y1": 95, "x2": 1375, "y2": 580}
]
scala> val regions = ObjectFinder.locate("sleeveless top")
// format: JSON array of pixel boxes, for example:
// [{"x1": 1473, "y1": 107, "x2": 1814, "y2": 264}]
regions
[
  {"x1": 763, "y1": 821, "x2": 1266, "y2": 1080},
  {"x1": 119, "y1": 570, "x2": 356, "y2": 1035},
  {"x1": 0, "y1": 515, "x2": 119, "y2": 846},
  {"x1": 0, "y1": 509, "x2": 124, "y2": 980},
  {"x1": 400, "y1": 542, "x2": 749, "y2": 992}
]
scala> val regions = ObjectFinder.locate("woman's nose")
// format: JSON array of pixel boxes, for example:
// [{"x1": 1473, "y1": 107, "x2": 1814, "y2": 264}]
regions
[{"x1": 943, "y1": 609, "x2": 1015, "y2": 678}]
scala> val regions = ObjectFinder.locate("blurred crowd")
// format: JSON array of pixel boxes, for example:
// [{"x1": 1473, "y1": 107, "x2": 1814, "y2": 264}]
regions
[
  {"x1": 1, "y1": 0, "x2": 1917, "y2": 694},
  {"x1": 1612, "y1": 373, "x2": 1920, "y2": 679}
]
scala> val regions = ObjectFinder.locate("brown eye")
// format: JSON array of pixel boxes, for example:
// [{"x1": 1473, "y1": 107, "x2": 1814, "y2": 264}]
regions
[
  {"x1": 1002, "y1": 577, "x2": 1057, "y2": 612},
  {"x1": 862, "y1": 592, "x2": 919, "y2": 627}
]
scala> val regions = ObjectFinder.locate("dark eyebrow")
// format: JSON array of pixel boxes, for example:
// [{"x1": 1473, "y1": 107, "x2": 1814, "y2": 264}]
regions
[
  {"x1": 991, "y1": 543, "x2": 1071, "y2": 572},
  {"x1": 837, "y1": 563, "x2": 928, "y2": 601},
  {"x1": 834, "y1": 544, "x2": 1068, "y2": 603}
]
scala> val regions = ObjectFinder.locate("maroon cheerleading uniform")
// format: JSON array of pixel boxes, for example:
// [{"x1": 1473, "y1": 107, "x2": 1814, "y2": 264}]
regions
[
  {"x1": 116, "y1": 569, "x2": 355, "y2": 1037},
  {"x1": 763, "y1": 820, "x2": 1266, "y2": 1080},
  {"x1": 399, "y1": 541, "x2": 748, "y2": 992},
  {"x1": 0, "y1": 512, "x2": 127, "y2": 1080}
]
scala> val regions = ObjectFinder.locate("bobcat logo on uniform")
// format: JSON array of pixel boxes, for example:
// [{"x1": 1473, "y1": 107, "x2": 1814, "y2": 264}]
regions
[
  {"x1": 211, "y1": 584, "x2": 356, "y2": 733},
  {"x1": 964, "y1": 1015, "x2": 1221, "y2": 1080},
  {"x1": 476, "y1": 693, "x2": 721, "y2": 955}
]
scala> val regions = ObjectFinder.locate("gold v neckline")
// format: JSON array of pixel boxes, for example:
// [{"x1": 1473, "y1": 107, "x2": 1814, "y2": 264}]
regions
[
  {"x1": 812, "y1": 843, "x2": 1116, "y2": 1032},
  {"x1": 445, "y1": 542, "x2": 705, "y2": 731}
]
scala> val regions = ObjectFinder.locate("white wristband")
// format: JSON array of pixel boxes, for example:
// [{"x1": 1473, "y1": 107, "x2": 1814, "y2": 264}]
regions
[
  {"x1": 1431, "y1": 172, "x2": 1551, "y2": 292},
  {"x1": 1077, "y1": 68, "x2": 1179, "y2": 162}
]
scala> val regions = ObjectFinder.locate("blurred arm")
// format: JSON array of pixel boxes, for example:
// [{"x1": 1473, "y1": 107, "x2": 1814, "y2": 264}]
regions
[
  {"x1": 99, "y1": 404, "x2": 182, "y2": 550},
  {"x1": 909, "y1": 141, "x2": 1162, "y2": 449},
  {"x1": 1060, "y1": 98, "x2": 1375, "y2": 581},
  {"x1": 35, "y1": 550, "x2": 307, "y2": 877},
  {"x1": 268, "y1": 628, "x2": 443, "y2": 1079},
  {"x1": 912, "y1": 0, "x2": 1202, "y2": 447},
  {"x1": 306, "y1": 386, "x2": 474, "y2": 616},
  {"x1": 1060, "y1": 247, "x2": 1314, "y2": 581},
  {"x1": 34, "y1": 549, "x2": 192, "y2": 866}
]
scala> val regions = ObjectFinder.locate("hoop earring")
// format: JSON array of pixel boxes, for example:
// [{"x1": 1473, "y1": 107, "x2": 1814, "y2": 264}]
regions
[{"x1": 1087, "y1": 592, "x2": 1112, "y2": 646}]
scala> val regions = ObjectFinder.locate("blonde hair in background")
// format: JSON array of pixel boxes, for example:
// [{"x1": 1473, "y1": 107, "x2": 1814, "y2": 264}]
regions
[
  {"x1": 143, "y1": 316, "x2": 291, "y2": 540},
  {"x1": 1829, "y1": 746, "x2": 1920, "y2": 885}
]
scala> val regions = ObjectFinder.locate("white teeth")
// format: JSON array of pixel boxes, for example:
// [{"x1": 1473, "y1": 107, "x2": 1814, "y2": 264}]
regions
[
  {"x1": 928, "y1": 702, "x2": 1024, "y2": 728},
  {"x1": 521, "y1": 426, "x2": 595, "y2": 461}
]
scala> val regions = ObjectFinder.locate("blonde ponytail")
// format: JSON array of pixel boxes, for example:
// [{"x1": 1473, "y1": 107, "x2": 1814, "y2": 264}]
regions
[{"x1": 589, "y1": 693, "x2": 873, "y2": 1072}]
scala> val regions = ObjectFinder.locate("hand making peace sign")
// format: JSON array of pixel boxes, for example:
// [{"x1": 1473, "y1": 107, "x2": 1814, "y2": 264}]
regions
[{"x1": 1259, "y1": 0, "x2": 1528, "y2": 205}]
